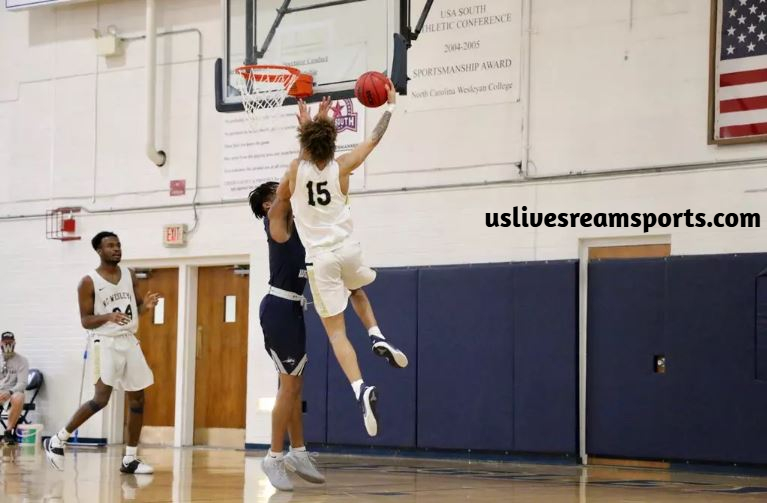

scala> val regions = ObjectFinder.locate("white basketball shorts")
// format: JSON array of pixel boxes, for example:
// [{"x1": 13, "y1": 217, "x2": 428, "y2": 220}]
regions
[
  {"x1": 307, "y1": 242, "x2": 376, "y2": 318},
  {"x1": 92, "y1": 334, "x2": 154, "y2": 391}
]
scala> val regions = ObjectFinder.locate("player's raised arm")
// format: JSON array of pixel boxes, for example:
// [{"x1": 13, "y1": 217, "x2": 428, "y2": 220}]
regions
[
  {"x1": 337, "y1": 79, "x2": 396, "y2": 176},
  {"x1": 296, "y1": 97, "x2": 331, "y2": 128},
  {"x1": 267, "y1": 193, "x2": 294, "y2": 244},
  {"x1": 277, "y1": 159, "x2": 299, "y2": 199}
]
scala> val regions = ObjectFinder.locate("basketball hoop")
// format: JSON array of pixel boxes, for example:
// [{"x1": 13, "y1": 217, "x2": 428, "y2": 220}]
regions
[{"x1": 234, "y1": 65, "x2": 313, "y2": 128}]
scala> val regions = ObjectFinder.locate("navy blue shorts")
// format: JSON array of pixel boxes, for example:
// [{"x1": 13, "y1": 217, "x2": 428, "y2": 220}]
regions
[{"x1": 259, "y1": 295, "x2": 307, "y2": 376}]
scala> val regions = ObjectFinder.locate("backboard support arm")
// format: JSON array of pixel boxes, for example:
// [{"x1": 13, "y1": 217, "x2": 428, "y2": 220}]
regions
[
  {"x1": 399, "y1": 0, "x2": 434, "y2": 45},
  {"x1": 252, "y1": 0, "x2": 368, "y2": 61}
]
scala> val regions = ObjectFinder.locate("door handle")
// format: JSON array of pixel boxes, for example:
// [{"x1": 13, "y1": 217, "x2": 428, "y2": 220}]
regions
[{"x1": 196, "y1": 326, "x2": 203, "y2": 360}]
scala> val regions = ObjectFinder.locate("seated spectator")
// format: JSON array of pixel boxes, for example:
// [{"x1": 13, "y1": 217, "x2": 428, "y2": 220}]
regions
[{"x1": 0, "y1": 332, "x2": 29, "y2": 445}]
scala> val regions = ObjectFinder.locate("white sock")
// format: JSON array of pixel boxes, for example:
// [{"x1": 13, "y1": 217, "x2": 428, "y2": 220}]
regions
[
  {"x1": 125, "y1": 446, "x2": 138, "y2": 457},
  {"x1": 56, "y1": 429, "x2": 71, "y2": 443},
  {"x1": 290, "y1": 445, "x2": 306, "y2": 452},
  {"x1": 351, "y1": 379, "x2": 364, "y2": 400},
  {"x1": 268, "y1": 450, "x2": 284, "y2": 459},
  {"x1": 368, "y1": 326, "x2": 384, "y2": 339}
]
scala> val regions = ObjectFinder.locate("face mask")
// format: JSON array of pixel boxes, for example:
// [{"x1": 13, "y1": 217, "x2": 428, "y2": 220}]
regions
[{"x1": 1, "y1": 342, "x2": 14, "y2": 358}]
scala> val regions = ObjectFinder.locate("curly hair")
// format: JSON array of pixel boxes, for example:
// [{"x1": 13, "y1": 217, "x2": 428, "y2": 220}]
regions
[
  {"x1": 299, "y1": 116, "x2": 337, "y2": 165},
  {"x1": 248, "y1": 181, "x2": 278, "y2": 219}
]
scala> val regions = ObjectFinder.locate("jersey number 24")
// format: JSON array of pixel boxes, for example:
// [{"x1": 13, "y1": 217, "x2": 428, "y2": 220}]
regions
[{"x1": 113, "y1": 305, "x2": 133, "y2": 319}]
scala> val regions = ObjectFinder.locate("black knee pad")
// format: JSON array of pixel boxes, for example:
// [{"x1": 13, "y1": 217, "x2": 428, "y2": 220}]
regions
[{"x1": 129, "y1": 406, "x2": 144, "y2": 414}]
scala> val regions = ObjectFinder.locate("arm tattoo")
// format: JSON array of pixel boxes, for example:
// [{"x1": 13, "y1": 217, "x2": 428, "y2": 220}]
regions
[{"x1": 371, "y1": 111, "x2": 392, "y2": 144}]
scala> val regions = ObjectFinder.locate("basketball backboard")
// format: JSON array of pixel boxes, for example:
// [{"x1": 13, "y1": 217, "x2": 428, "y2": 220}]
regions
[{"x1": 217, "y1": 0, "x2": 408, "y2": 112}]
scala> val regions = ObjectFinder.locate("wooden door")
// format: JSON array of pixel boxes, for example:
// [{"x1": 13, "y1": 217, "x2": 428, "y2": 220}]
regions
[
  {"x1": 588, "y1": 244, "x2": 671, "y2": 260},
  {"x1": 194, "y1": 266, "x2": 249, "y2": 447},
  {"x1": 124, "y1": 268, "x2": 178, "y2": 444}
]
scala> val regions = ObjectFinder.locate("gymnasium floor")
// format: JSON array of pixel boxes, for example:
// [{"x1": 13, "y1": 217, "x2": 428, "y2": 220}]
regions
[{"x1": 2, "y1": 445, "x2": 767, "y2": 502}]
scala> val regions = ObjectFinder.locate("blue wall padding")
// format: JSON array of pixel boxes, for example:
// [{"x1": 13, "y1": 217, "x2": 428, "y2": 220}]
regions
[
  {"x1": 513, "y1": 261, "x2": 578, "y2": 453},
  {"x1": 664, "y1": 254, "x2": 767, "y2": 464},
  {"x1": 303, "y1": 292, "x2": 328, "y2": 444},
  {"x1": 417, "y1": 264, "x2": 516, "y2": 450},
  {"x1": 298, "y1": 252, "x2": 767, "y2": 463},
  {"x1": 756, "y1": 270, "x2": 767, "y2": 381},
  {"x1": 588, "y1": 254, "x2": 767, "y2": 464},
  {"x1": 325, "y1": 268, "x2": 418, "y2": 447},
  {"x1": 586, "y1": 259, "x2": 672, "y2": 459}
]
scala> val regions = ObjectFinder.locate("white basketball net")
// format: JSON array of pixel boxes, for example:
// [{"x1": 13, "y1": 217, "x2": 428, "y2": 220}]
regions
[{"x1": 234, "y1": 66, "x2": 298, "y2": 129}]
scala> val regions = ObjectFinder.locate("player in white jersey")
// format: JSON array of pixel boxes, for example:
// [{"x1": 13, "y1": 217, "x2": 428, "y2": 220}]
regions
[
  {"x1": 275, "y1": 82, "x2": 408, "y2": 437},
  {"x1": 44, "y1": 231, "x2": 160, "y2": 475}
]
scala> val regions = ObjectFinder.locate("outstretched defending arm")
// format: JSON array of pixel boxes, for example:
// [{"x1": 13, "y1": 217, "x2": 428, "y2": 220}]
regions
[
  {"x1": 267, "y1": 172, "x2": 294, "y2": 244},
  {"x1": 296, "y1": 96, "x2": 332, "y2": 127},
  {"x1": 276, "y1": 159, "x2": 299, "y2": 200},
  {"x1": 270, "y1": 162, "x2": 299, "y2": 243},
  {"x1": 267, "y1": 196, "x2": 293, "y2": 244}
]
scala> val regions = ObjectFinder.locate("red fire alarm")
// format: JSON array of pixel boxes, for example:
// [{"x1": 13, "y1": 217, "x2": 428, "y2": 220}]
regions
[
  {"x1": 46, "y1": 207, "x2": 82, "y2": 241},
  {"x1": 170, "y1": 179, "x2": 186, "y2": 196},
  {"x1": 61, "y1": 217, "x2": 76, "y2": 233}
]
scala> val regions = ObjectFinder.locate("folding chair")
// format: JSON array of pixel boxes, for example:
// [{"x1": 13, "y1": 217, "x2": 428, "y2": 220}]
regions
[{"x1": 1, "y1": 368, "x2": 44, "y2": 430}]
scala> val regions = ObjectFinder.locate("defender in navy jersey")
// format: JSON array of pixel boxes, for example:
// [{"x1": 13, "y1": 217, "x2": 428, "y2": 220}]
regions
[
  {"x1": 249, "y1": 181, "x2": 324, "y2": 492},
  {"x1": 261, "y1": 206, "x2": 309, "y2": 378}
]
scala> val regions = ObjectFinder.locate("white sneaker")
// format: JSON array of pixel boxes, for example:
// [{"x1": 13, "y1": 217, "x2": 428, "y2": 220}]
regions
[
  {"x1": 43, "y1": 436, "x2": 65, "y2": 471},
  {"x1": 371, "y1": 337, "x2": 409, "y2": 368},
  {"x1": 284, "y1": 450, "x2": 325, "y2": 484},
  {"x1": 120, "y1": 456, "x2": 154, "y2": 474},
  {"x1": 262, "y1": 454, "x2": 293, "y2": 492}
]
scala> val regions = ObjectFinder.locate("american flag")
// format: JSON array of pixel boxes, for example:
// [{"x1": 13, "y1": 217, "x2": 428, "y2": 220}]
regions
[{"x1": 715, "y1": 0, "x2": 767, "y2": 140}]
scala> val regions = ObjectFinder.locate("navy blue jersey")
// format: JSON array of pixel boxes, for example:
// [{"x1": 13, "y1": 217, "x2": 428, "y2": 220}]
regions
[{"x1": 264, "y1": 217, "x2": 307, "y2": 296}]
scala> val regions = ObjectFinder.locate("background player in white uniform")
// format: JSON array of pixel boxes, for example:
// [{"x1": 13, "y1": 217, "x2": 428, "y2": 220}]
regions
[
  {"x1": 44, "y1": 231, "x2": 160, "y2": 475},
  {"x1": 276, "y1": 83, "x2": 407, "y2": 437}
]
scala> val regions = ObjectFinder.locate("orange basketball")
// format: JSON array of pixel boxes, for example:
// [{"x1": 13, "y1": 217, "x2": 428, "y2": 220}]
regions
[{"x1": 355, "y1": 71, "x2": 390, "y2": 108}]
